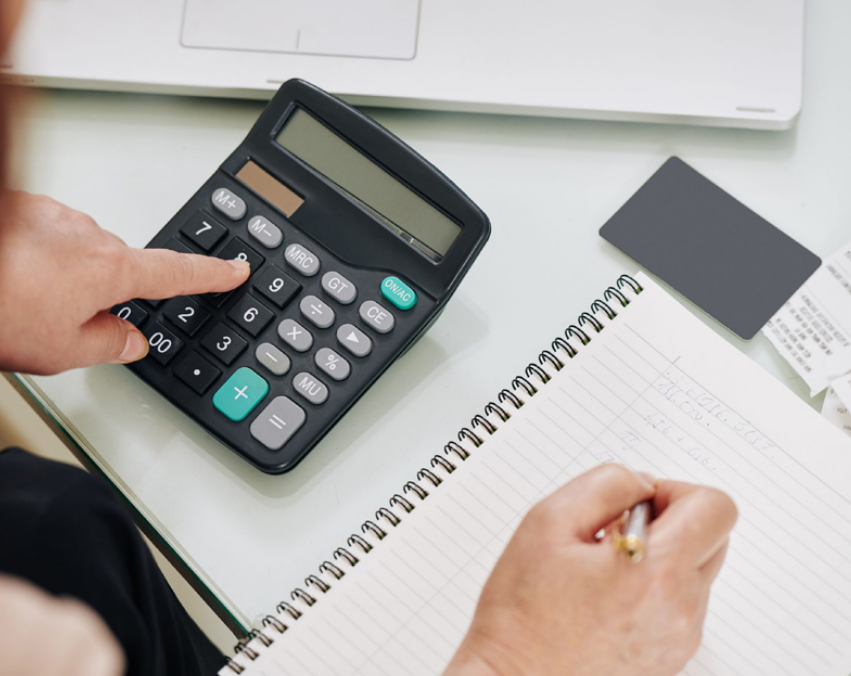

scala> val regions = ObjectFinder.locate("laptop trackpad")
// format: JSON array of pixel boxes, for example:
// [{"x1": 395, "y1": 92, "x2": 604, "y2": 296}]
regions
[{"x1": 181, "y1": 0, "x2": 420, "y2": 60}]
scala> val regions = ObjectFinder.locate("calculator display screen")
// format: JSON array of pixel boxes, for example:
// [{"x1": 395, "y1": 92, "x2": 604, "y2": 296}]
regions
[{"x1": 275, "y1": 108, "x2": 461, "y2": 261}]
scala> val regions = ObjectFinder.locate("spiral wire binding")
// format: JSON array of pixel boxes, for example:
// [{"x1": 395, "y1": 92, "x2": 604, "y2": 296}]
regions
[
  {"x1": 445, "y1": 440, "x2": 470, "y2": 461},
  {"x1": 347, "y1": 534, "x2": 374, "y2": 553},
  {"x1": 416, "y1": 468, "x2": 443, "y2": 487},
  {"x1": 484, "y1": 402, "x2": 511, "y2": 422},
  {"x1": 224, "y1": 275, "x2": 643, "y2": 673},
  {"x1": 538, "y1": 350, "x2": 564, "y2": 371},
  {"x1": 305, "y1": 574, "x2": 331, "y2": 593}
]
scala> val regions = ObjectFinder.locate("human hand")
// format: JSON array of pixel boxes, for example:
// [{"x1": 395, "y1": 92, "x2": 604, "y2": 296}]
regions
[
  {"x1": 444, "y1": 464, "x2": 737, "y2": 676},
  {"x1": 0, "y1": 574, "x2": 124, "y2": 676},
  {"x1": 0, "y1": 191, "x2": 249, "y2": 374}
]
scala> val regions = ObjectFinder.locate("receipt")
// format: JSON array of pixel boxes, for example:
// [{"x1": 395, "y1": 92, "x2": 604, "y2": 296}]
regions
[
  {"x1": 821, "y1": 385, "x2": 851, "y2": 437},
  {"x1": 763, "y1": 239, "x2": 851, "y2": 396}
]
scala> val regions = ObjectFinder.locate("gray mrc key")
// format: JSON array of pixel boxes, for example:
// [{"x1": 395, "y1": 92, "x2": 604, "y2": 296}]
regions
[
  {"x1": 278, "y1": 318, "x2": 313, "y2": 352},
  {"x1": 359, "y1": 300, "x2": 395, "y2": 334},
  {"x1": 292, "y1": 372, "x2": 329, "y2": 405},
  {"x1": 321, "y1": 271, "x2": 357, "y2": 304},
  {"x1": 211, "y1": 187, "x2": 246, "y2": 220},
  {"x1": 285, "y1": 243, "x2": 320, "y2": 276},
  {"x1": 249, "y1": 396, "x2": 306, "y2": 450},
  {"x1": 247, "y1": 216, "x2": 283, "y2": 249},
  {"x1": 300, "y1": 295, "x2": 335, "y2": 329},
  {"x1": 255, "y1": 342, "x2": 291, "y2": 376}
]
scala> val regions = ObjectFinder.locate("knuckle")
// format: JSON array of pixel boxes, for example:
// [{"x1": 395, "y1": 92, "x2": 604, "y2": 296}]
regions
[
  {"x1": 594, "y1": 462, "x2": 633, "y2": 484},
  {"x1": 699, "y1": 487, "x2": 739, "y2": 524},
  {"x1": 524, "y1": 498, "x2": 560, "y2": 532},
  {"x1": 172, "y1": 253, "x2": 199, "y2": 290}
]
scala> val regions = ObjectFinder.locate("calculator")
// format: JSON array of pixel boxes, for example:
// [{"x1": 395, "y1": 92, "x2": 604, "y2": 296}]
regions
[{"x1": 112, "y1": 79, "x2": 490, "y2": 474}]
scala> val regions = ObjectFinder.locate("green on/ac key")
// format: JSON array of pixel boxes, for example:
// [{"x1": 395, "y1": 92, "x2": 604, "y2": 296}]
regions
[
  {"x1": 213, "y1": 367, "x2": 269, "y2": 421},
  {"x1": 380, "y1": 276, "x2": 417, "y2": 310}
]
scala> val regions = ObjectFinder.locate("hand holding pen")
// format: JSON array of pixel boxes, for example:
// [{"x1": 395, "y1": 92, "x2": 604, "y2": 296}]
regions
[{"x1": 444, "y1": 464, "x2": 737, "y2": 676}]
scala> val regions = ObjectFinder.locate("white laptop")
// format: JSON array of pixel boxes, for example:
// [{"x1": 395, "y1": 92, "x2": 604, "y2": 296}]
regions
[{"x1": 3, "y1": 0, "x2": 804, "y2": 130}]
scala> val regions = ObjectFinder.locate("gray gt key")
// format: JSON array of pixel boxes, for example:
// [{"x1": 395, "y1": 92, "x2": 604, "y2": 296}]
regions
[{"x1": 249, "y1": 396, "x2": 306, "y2": 450}]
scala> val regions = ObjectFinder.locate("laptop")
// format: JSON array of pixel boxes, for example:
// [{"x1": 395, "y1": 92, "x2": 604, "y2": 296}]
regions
[{"x1": 3, "y1": 0, "x2": 805, "y2": 130}]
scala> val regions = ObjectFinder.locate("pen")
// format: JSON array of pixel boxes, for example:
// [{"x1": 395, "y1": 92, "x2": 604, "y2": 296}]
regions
[{"x1": 613, "y1": 500, "x2": 652, "y2": 563}]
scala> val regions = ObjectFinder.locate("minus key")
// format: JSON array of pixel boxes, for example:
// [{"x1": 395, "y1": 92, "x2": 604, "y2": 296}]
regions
[{"x1": 255, "y1": 342, "x2": 291, "y2": 376}]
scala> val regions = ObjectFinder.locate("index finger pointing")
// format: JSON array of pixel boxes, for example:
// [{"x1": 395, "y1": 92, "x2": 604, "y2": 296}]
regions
[
  {"x1": 119, "y1": 248, "x2": 250, "y2": 302},
  {"x1": 649, "y1": 480, "x2": 738, "y2": 568}
]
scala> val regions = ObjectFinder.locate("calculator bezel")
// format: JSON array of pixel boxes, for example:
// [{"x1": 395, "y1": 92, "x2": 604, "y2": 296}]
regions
[{"x1": 227, "y1": 79, "x2": 490, "y2": 300}]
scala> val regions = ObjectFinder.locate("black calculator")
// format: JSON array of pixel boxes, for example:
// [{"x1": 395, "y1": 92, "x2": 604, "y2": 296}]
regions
[{"x1": 112, "y1": 79, "x2": 490, "y2": 474}]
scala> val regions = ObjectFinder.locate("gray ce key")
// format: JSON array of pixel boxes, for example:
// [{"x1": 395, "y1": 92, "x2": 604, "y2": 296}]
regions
[
  {"x1": 249, "y1": 396, "x2": 306, "y2": 450},
  {"x1": 358, "y1": 301, "x2": 395, "y2": 334}
]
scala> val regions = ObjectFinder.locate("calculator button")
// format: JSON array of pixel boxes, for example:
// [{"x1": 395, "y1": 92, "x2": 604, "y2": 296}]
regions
[
  {"x1": 284, "y1": 243, "x2": 320, "y2": 277},
  {"x1": 141, "y1": 323, "x2": 184, "y2": 366},
  {"x1": 255, "y1": 342, "x2": 291, "y2": 376},
  {"x1": 163, "y1": 297, "x2": 211, "y2": 337},
  {"x1": 211, "y1": 187, "x2": 247, "y2": 221},
  {"x1": 380, "y1": 276, "x2": 417, "y2": 311},
  {"x1": 249, "y1": 396, "x2": 306, "y2": 451},
  {"x1": 315, "y1": 347, "x2": 350, "y2": 381},
  {"x1": 200, "y1": 289, "x2": 234, "y2": 309},
  {"x1": 321, "y1": 271, "x2": 357, "y2": 305},
  {"x1": 336, "y1": 324, "x2": 372, "y2": 357},
  {"x1": 212, "y1": 367, "x2": 269, "y2": 422},
  {"x1": 253, "y1": 266, "x2": 301, "y2": 309},
  {"x1": 174, "y1": 351, "x2": 221, "y2": 395},
  {"x1": 180, "y1": 211, "x2": 227, "y2": 252},
  {"x1": 247, "y1": 216, "x2": 283, "y2": 249},
  {"x1": 201, "y1": 322, "x2": 249, "y2": 365},
  {"x1": 299, "y1": 295, "x2": 335, "y2": 329},
  {"x1": 277, "y1": 318, "x2": 313, "y2": 353},
  {"x1": 110, "y1": 301, "x2": 148, "y2": 328},
  {"x1": 292, "y1": 372, "x2": 329, "y2": 405},
  {"x1": 358, "y1": 300, "x2": 395, "y2": 334},
  {"x1": 217, "y1": 238, "x2": 265, "y2": 272},
  {"x1": 227, "y1": 294, "x2": 274, "y2": 337}
]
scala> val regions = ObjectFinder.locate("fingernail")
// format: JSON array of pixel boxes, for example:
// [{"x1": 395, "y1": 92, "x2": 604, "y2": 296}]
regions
[
  {"x1": 119, "y1": 331, "x2": 149, "y2": 363},
  {"x1": 228, "y1": 259, "x2": 250, "y2": 275}
]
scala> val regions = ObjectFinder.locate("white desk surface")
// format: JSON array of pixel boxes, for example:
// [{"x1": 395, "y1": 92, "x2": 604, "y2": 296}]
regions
[{"x1": 10, "y1": 1, "x2": 851, "y2": 630}]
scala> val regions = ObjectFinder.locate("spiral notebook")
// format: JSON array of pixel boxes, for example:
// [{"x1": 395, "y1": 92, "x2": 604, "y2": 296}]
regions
[{"x1": 220, "y1": 273, "x2": 851, "y2": 676}]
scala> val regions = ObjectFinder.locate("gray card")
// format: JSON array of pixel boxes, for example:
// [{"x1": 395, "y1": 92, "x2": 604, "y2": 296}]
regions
[{"x1": 600, "y1": 157, "x2": 820, "y2": 340}]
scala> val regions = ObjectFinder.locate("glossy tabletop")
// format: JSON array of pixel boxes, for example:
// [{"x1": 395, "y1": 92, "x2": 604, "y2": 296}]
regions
[{"x1": 10, "y1": 1, "x2": 851, "y2": 631}]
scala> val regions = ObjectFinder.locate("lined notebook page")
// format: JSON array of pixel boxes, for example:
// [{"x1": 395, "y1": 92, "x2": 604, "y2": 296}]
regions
[{"x1": 234, "y1": 274, "x2": 851, "y2": 676}]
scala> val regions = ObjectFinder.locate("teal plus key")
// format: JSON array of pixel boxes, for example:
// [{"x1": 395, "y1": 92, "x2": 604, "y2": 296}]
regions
[{"x1": 213, "y1": 367, "x2": 269, "y2": 421}]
